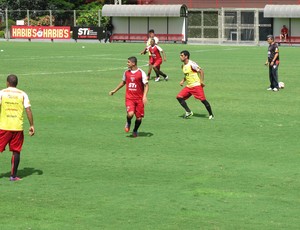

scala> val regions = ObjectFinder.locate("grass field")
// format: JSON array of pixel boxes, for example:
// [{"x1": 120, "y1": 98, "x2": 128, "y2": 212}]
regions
[{"x1": 0, "y1": 40, "x2": 299, "y2": 230}]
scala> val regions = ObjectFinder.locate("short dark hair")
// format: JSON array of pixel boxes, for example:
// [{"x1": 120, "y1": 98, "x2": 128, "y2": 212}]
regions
[
  {"x1": 128, "y1": 56, "x2": 137, "y2": 65},
  {"x1": 267, "y1": 35, "x2": 274, "y2": 41},
  {"x1": 148, "y1": 29, "x2": 154, "y2": 33},
  {"x1": 180, "y1": 50, "x2": 190, "y2": 58},
  {"x1": 7, "y1": 74, "x2": 18, "y2": 87}
]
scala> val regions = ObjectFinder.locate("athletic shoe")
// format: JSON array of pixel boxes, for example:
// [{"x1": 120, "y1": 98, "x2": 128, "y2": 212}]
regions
[
  {"x1": 209, "y1": 115, "x2": 214, "y2": 120},
  {"x1": 10, "y1": 176, "x2": 22, "y2": 181},
  {"x1": 155, "y1": 77, "x2": 160, "y2": 82},
  {"x1": 267, "y1": 87, "x2": 273, "y2": 91},
  {"x1": 273, "y1": 88, "x2": 279, "y2": 92},
  {"x1": 164, "y1": 76, "x2": 169, "y2": 81},
  {"x1": 183, "y1": 111, "x2": 193, "y2": 119},
  {"x1": 132, "y1": 131, "x2": 138, "y2": 137},
  {"x1": 125, "y1": 122, "x2": 131, "y2": 132}
]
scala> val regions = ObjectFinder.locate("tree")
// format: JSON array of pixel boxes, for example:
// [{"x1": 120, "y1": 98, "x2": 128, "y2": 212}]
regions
[
  {"x1": 0, "y1": 0, "x2": 49, "y2": 19},
  {"x1": 76, "y1": 2, "x2": 107, "y2": 26},
  {"x1": 0, "y1": 0, "x2": 107, "y2": 26}
]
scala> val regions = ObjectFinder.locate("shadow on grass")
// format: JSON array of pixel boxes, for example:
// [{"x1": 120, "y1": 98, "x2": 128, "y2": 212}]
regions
[
  {"x1": 178, "y1": 113, "x2": 207, "y2": 119},
  {"x1": 127, "y1": 132, "x2": 154, "y2": 138},
  {"x1": 0, "y1": 167, "x2": 43, "y2": 179}
]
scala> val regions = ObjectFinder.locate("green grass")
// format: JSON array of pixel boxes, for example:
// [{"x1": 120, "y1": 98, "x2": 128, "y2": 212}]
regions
[{"x1": 0, "y1": 41, "x2": 299, "y2": 229}]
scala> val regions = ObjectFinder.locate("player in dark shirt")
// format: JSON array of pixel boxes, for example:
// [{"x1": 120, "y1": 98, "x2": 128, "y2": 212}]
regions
[{"x1": 265, "y1": 35, "x2": 280, "y2": 92}]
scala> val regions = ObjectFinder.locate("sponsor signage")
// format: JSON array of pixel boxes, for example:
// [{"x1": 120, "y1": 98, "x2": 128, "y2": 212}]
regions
[
  {"x1": 11, "y1": 26, "x2": 71, "y2": 39},
  {"x1": 73, "y1": 27, "x2": 105, "y2": 40}
]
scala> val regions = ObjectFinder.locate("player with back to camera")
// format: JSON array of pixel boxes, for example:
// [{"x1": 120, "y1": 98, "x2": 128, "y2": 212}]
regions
[
  {"x1": 176, "y1": 50, "x2": 214, "y2": 119},
  {"x1": 141, "y1": 38, "x2": 168, "y2": 82},
  {"x1": 0, "y1": 74, "x2": 35, "y2": 181},
  {"x1": 265, "y1": 35, "x2": 280, "y2": 92},
  {"x1": 109, "y1": 56, "x2": 149, "y2": 137}
]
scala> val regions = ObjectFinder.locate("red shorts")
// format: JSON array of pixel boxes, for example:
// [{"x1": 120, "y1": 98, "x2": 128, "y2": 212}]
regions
[
  {"x1": 0, "y1": 130, "x2": 24, "y2": 153},
  {"x1": 149, "y1": 56, "x2": 153, "y2": 64},
  {"x1": 150, "y1": 58, "x2": 162, "y2": 69},
  {"x1": 177, "y1": 85, "x2": 206, "y2": 101},
  {"x1": 126, "y1": 99, "x2": 145, "y2": 118}
]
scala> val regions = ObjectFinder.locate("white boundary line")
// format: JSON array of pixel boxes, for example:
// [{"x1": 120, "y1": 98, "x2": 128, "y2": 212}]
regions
[{"x1": 19, "y1": 63, "x2": 149, "y2": 76}]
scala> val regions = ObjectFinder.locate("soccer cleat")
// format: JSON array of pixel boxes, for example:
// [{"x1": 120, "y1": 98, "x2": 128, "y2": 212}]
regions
[
  {"x1": 10, "y1": 176, "x2": 22, "y2": 181},
  {"x1": 209, "y1": 115, "x2": 214, "y2": 120},
  {"x1": 267, "y1": 87, "x2": 273, "y2": 91},
  {"x1": 273, "y1": 88, "x2": 279, "y2": 92},
  {"x1": 132, "y1": 131, "x2": 138, "y2": 137},
  {"x1": 183, "y1": 111, "x2": 193, "y2": 119},
  {"x1": 155, "y1": 77, "x2": 160, "y2": 82},
  {"x1": 164, "y1": 76, "x2": 169, "y2": 81},
  {"x1": 124, "y1": 122, "x2": 131, "y2": 132}
]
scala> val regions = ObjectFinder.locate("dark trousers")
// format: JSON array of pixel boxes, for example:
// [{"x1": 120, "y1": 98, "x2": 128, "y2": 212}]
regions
[
  {"x1": 269, "y1": 64, "x2": 279, "y2": 89},
  {"x1": 105, "y1": 31, "x2": 112, "y2": 43}
]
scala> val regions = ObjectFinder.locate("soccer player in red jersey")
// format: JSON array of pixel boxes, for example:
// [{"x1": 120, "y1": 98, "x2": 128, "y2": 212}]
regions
[
  {"x1": 141, "y1": 38, "x2": 168, "y2": 82},
  {"x1": 145, "y1": 29, "x2": 159, "y2": 79},
  {"x1": 109, "y1": 57, "x2": 149, "y2": 137},
  {"x1": 0, "y1": 74, "x2": 35, "y2": 181}
]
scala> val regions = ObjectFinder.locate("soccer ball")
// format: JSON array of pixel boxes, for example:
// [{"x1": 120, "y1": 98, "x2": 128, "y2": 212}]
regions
[{"x1": 279, "y1": 82, "x2": 285, "y2": 89}]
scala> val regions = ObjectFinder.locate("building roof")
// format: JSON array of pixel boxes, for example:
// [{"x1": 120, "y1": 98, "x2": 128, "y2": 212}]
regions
[
  {"x1": 102, "y1": 4, "x2": 188, "y2": 17},
  {"x1": 264, "y1": 4, "x2": 300, "y2": 18}
]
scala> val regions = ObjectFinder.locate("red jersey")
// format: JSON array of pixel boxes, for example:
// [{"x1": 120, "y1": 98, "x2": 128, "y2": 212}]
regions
[
  {"x1": 281, "y1": 27, "x2": 288, "y2": 35},
  {"x1": 147, "y1": 45, "x2": 163, "y2": 61},
  {"x1": 122, "y1": 68, "x2": 148, "y2": 100}
]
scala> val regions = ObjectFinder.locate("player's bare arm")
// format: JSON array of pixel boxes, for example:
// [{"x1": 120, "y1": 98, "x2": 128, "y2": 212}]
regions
[
  {"x1": 161, "y1": 51, "x2": 167, "y2": 62},
  {"x1": 143, "y1": 83, "x2": 149, "y2": 105},
  {"x1": 109, "y1": 81, "x2": 126, "y2": 95},
  {"x1": 198, "y1": 68, "x2": 205, "y2": 87},
  {"x1": 180, "y1": 77, "x2": 186, "y2": 86},
  {"x1": 25, "y1": 107, "x2": 35, "y2": 136},
  {"x1": 265, "y1": 59, "x2": 269, "y2": 66},
  {"x1": 140, "y1": 48, "x2": 147, "y2": 55}
]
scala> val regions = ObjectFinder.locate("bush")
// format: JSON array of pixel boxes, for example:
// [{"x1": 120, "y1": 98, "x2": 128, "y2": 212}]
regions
[
  {"x1": 23, "y1": 15, "x2": 55, "y2": 26},
  {"x1": 0, "y1": 31, "x2": 5, "y2": 38},
  {"x1": 0, "y1": 19, "x2": 16, "y2": 30}
]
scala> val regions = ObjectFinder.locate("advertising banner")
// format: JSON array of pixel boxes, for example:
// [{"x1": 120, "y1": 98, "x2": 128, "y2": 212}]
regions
[
  {"x1": 73, "y1": 27, "x2": 105, "y2": 40},
  {"x1": 11, "y1": 26, "x2": 71, "y2": 39}
]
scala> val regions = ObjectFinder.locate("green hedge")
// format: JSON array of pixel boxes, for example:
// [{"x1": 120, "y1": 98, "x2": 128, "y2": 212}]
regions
[{"x1": 0, "y1": 31, "x2": 5, "y2": 38}]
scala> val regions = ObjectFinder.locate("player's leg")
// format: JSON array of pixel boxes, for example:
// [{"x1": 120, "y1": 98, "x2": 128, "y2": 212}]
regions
[
  {"x1": 9, "y1": 131, "x2": 24, "y2": 181},
  {"x1": 201, "y1": 100, "x2": 214, "y2": 119},
  {"x1": 177, "y1": 88, "x2": 193, "y2": 118},
  {"x1": 133, "y1": 118, "x2": 142, "y2": 137},
  {"x1": 271, "y1": 65, "x2": 279, "y2": 91},
  {"x1": 147, "y1": 56, "x2": 154, "y2": 79},
  {"x1": 155, "y1": 66, "x2": 167, "y2": 78},
  {"x1": 193, "y1": 86, "x2": 214, "y2": 119},
  {"x1": 153, "y1": 61, "x2": 167, "y2": 81},
  {"x1": 11, "y1": 151, "x2": 21, "y2": 180},
  {"x1": 268, "y1": 66, "x2": 273, "y2": 90},
  {"x1": 125, "y1": 100, "x2": 135, "y2": 132},
  {"x1": 125, "y1": 112, "x2": 134, "y2": 132},
  {"x1": 132, "y1": 100, "x2": 145, "y2": 137},
  {"x1": 0, "y1": 130, "x2": 11, "y2": 153},
  {"x1": 147, "y1": 65, "x2": 153, "y2": 80}
]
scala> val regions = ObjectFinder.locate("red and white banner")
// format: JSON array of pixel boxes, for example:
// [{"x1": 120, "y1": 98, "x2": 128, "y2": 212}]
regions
[{"x1": 11, "y1": 26, "x2": 71, "y2": 39}]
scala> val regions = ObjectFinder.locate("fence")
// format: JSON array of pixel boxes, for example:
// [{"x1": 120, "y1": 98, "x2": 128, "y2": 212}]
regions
[
  {"x1": 0, "y1": 8, "x2": 272, "y2": 44},
  {"x1": 0, "y1": 9, "x2": 104, "y2": 40},
  {"x1": 189, "y1": 8, "x2": 273, "y2": 44}
]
